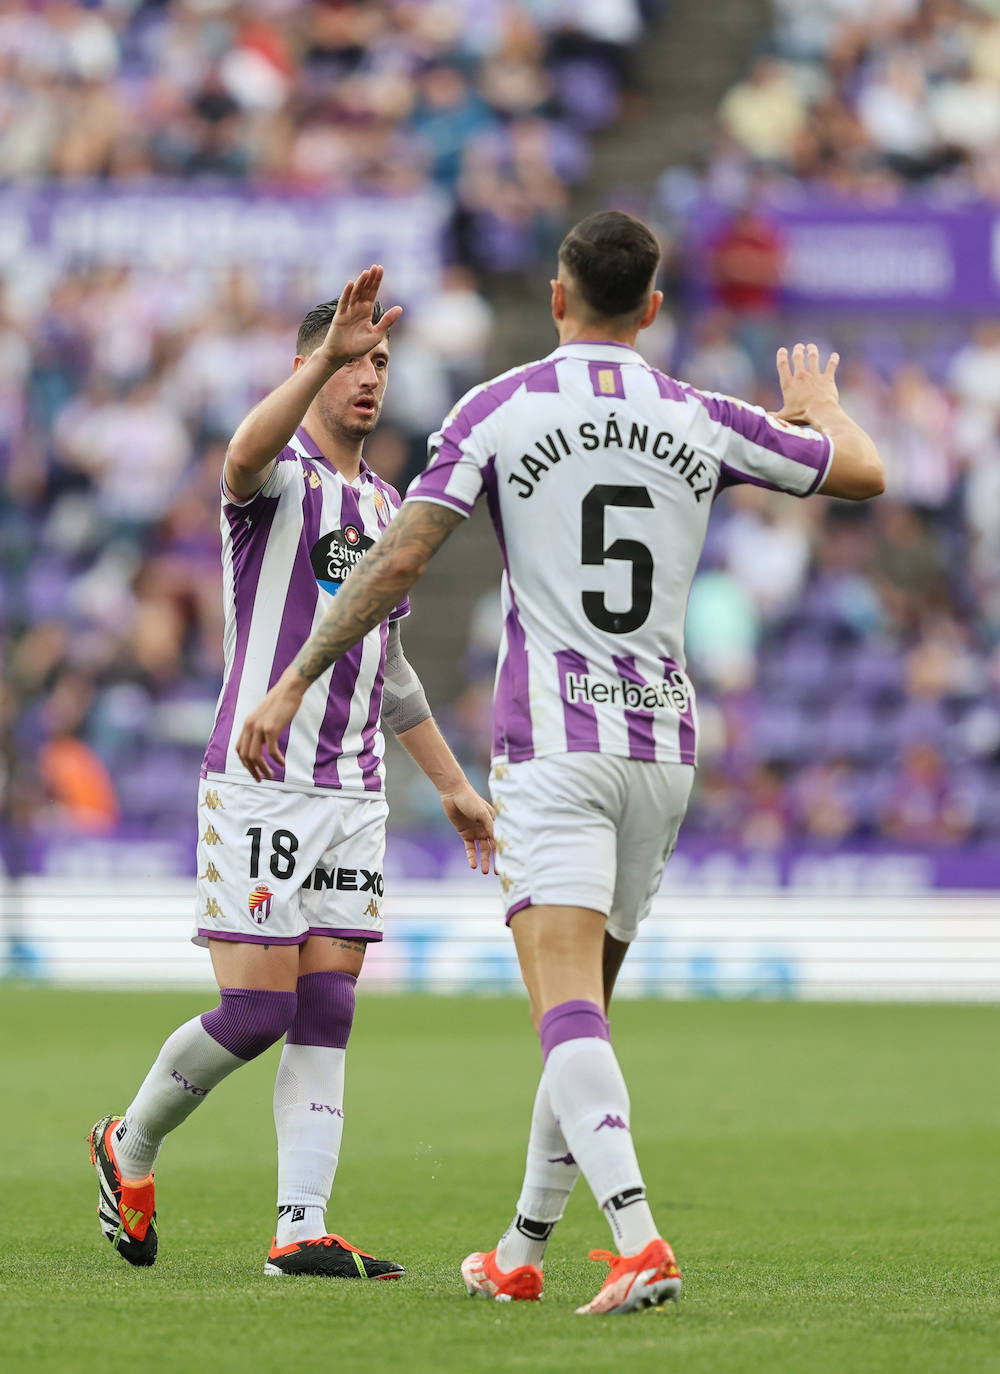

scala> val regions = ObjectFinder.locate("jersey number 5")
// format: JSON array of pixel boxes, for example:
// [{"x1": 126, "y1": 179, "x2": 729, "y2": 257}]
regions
[{"x1": 581, "y1": 484, "x2": 654, "y2": 634}]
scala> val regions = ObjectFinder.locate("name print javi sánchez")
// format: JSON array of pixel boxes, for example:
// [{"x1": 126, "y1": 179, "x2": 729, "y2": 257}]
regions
[{"x1": 505, "y1": 417, "x2": 715, "y2": 504}]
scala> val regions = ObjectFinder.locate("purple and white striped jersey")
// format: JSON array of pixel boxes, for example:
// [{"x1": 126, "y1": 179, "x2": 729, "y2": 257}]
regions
[
  {"x1": 202, "y1": 426, "x2": 409, "y2": 794},
  {"x1": 406, "y1": 340, "x2": 833, "y2": 767}
]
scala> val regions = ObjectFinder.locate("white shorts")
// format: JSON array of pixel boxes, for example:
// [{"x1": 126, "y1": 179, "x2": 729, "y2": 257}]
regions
[
  {"x1": 192, "y1": 777, "x2": 388, "y2": 948},
  {"x1": 490, "y1": 753, "x2": 694, "y2": 943}
]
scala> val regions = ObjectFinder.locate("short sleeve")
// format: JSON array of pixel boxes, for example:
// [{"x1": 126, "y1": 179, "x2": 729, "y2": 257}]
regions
[
  {"x1": 405, "y1": 381, "x2": 497, "y2": 517},
  {"x1": 686, "y1": 389, "x2": 833, "y2": 497},
  {"x1": 221, "y1": 447, "x2": 298, "y2": 507}
]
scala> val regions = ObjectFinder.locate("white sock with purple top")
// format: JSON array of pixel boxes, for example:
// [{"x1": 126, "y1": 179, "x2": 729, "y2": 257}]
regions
[
  {"x1": 273, "y1": 971, "x2": 356, "y2": 1247},
  {"x1": 537, "y1": 998, "x2": 659, "y2": 1257},
  {"x1": 114, "y1": 988, "x2": 297, "y2": 1182},
  {"x1": 495, "y1": 1076, "x2": 581, "y2": 1270}
]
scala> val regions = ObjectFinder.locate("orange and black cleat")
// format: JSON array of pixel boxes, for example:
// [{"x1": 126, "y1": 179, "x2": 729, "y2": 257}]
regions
[
  {"x1": 88, "y1": 1114, "x2": 158, "y2": 1268},
  {"x1": 264, "y1": 1233, "x2": 405, "y2": 1279}
]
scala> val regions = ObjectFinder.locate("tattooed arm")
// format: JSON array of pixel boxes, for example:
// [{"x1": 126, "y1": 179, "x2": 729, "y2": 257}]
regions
[{"x1": 236, "y1": 500, "x2": 464, "y2": 780}]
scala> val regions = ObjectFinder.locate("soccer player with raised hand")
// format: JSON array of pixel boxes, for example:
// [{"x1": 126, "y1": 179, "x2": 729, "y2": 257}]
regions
[
  {"x1": 237, "y1": 214, "x2": 883, "y2": 1314},
  {"x1": 88, "y1": 266, "x2": 495, "y2": 1279}
]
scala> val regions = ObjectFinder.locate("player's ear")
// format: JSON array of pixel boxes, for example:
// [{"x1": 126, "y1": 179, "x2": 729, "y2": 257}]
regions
[
  {"x1": 551, "y1": 278, "x2": 565, "y2": 322},
  {"x1": 638, "y1": 290, "x2": 663, "y2": 332},
  {"x1": 293, "y1": 354, "x2": 306, "y2": 372}
]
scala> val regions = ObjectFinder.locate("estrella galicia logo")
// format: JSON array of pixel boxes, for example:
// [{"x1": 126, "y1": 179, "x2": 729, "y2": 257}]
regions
[{"x1": 310, "y1": 527, "x2": 374, "y2": 595}]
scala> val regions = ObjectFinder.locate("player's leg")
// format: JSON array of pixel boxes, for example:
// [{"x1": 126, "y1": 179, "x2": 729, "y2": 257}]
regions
[
  {"x1": 561, "y1": 759, "x2": 693, "y2": 1314},
  {"x1": 90, "y1": 941, "x2": 299, "y2": 1267},
  {"x1": 511, "y1": 903, "x2": 681, "y2": 1314},
  {"x1": 490, "y1": 928, "x2": 629, "y2": 1280},
  {"x1": 463, "y1": 756, "x2": 617, "y2": 1301},
  {"x1": 265, "y1": 796, "x2": 403, "y2": 1279},
  {"x1": 89, "y1": 778, "x2": 322, "y2": 1267},
  {"x1": 272, "y1": 937, "x2": 364, "y2": 1251},
  {"x1": 603, "y1": 931, "x2": 631, "y2": 1007},
  {"x1": 478, "y1": 755, "x2": 690, "y2": 1313}
]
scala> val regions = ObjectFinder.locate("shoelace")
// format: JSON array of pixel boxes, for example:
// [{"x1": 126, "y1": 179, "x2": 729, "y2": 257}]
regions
[
  {"x1": 588, "y1": 1248, "x2": 618, "y2": 1268},
  {"x1": 301, "y1": 1235, "x2": 371, "y2": 1257}
]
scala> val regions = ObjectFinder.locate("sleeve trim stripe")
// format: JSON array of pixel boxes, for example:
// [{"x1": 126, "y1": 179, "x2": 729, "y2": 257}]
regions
[{"x1": 404, "y1": 493, "x2": 473, "y2": 518}]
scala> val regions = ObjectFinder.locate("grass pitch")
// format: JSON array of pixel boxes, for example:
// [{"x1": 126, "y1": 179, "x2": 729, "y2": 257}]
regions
[{"x1": 2, "y1": 989, "x2": 997, "y2": 1374}]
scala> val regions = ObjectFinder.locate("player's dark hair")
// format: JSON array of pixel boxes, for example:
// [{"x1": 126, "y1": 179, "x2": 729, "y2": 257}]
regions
[
  {"x1": 296, "y1": 298, "x2": 386, "y2": 355},
  {"x1": 558, "y1": 211, "x2": 660, "y2": 321}
]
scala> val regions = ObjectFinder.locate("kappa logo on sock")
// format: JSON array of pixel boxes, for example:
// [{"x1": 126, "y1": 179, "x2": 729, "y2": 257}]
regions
[
  {"x1": 594, "y1": 1114, "x2": 628, "y2": 1132},
  {"x1": 309, "y1": 1102, "x2": 345, "y2": 1117},
  {"x1": 547, "y1": 1152, "x2": 576, "y2": 1166},
  {"x1": 170, "y1": 1070, "x2": 209, "y2": 1097}
]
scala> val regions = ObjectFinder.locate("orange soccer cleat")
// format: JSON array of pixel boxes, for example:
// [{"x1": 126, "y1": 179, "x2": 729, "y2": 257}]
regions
[
  {"x1": 88, "y1": 1114, "x2": 158, "y2": 1267},
  {"x1": 575, "y1": 1237, "x2": 681, "y2": 1315},
  {"x1": 461, "y1": 1247, "x2": 544, "y2": 1302}
]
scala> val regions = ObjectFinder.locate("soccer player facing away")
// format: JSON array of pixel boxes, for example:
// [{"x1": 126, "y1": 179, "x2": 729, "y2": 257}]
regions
[
  {"x1": 88, "y1": 266, "x2": 495, "y2": 1279},
  {"x1": 236, "y1": 215, "x2": 885, "y2": 1313}
]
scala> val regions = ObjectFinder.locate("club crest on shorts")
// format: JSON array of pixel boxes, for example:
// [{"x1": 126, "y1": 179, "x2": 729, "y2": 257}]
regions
[{"x1": 248, "y1": 884, "x2": 274, "y2": 924}]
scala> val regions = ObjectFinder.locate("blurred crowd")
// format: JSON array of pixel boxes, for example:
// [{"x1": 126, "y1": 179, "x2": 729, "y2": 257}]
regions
[
  {"x1": 3, "y1": 0, "x2": 1000, "y2": 869},
  {"x1": 706, "y1": 0, "x2": 1000, "y2": 199},
  {"x1": 0, "y1": 0, "x2": 651, "y2": 864},
  {"x1": 0, "y1": 0, "x2": 648, "y2": 273}
]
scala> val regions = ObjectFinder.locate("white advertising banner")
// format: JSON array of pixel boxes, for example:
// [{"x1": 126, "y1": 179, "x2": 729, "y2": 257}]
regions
[{"x1": 3, "y1": 880, "x2": 999, "y2": 1002}]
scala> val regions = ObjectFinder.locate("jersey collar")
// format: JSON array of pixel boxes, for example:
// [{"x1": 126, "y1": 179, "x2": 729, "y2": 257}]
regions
[
  {"x1": 295, "y1": 426, "x2": 371, "y2": 482},
  {"x1": 548, "y1": 339, "x2": 645, "y2": 364}
]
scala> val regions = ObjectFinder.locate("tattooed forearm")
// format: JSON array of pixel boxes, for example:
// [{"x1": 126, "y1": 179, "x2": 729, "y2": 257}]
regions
[{"x1": 292, "y1": 501, "x2": 464, "y2": 684}]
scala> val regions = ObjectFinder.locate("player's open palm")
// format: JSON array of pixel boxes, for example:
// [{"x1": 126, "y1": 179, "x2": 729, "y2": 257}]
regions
[
  {"x1": 320, "y1": 265, "x2": 403, "y2": 363},
  {"x1": 440, "y1": 784, "x2": 497, "y2": 875},
  {"x1": 774, "y1": 342, "x2": 840, "y2": 426}
]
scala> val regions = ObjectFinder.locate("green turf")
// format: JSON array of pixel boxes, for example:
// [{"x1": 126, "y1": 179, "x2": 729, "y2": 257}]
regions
[{"x1": 2, "y1": 990, "x2": 998, "y2": 1374}]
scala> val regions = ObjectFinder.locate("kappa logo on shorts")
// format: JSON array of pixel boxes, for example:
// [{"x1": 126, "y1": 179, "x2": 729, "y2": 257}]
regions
[
  {"x1": 499, "y1": 872, "x2": 515, "y2": 895},
  {"x1": 199, "y1": 862, "x2": 222, "y2": 883},
  {"x1": 203, "y1": 897, "x2": 224, "y2": 921},
  {"x1": 200, "y1": 789, "x2": 225, "y2": 810},
  {"x1": 363, "y1": 899, "x2": 380, "y2": 920},
  {"x1": 248, "y1": 885, "x2": 274, "y2": 924},
  {"x1": 201, "y1": 824, "x2": 223, "y2": 846}
]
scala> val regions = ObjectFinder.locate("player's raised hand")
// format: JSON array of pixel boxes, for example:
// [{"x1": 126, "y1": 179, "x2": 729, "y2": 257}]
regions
[
  {"x1": 439, "y1": 784, "x2": 497, "y2": 875},
  {"x1": 319, "y1": 265, "x2": 403, "y2": 366},
  {"x1": 774, "y1": 342, "x2": 840, "y2": 426}
]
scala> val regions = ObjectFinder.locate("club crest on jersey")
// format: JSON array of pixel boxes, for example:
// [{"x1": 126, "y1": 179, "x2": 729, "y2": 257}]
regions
[
  {"x1": 310, "y1": 527, "x2": 375, "y2": 595},
  {"x1": 248, "y1": 884, "x2": 274, "y2": 924}
]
